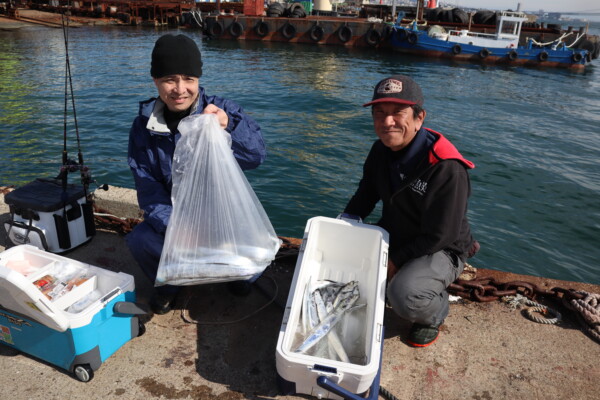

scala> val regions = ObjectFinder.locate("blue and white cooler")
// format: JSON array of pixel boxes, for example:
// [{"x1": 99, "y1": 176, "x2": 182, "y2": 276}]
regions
[{"x1": 0, "y1": 245, "x2": 144, "y2": 381}]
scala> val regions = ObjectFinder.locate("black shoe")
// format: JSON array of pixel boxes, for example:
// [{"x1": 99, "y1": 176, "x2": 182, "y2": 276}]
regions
[
  {"x1": 227, "y1": 280, "x2": 252, "y2": 297},
  {"x1": 407, "y1": 323, "x2": 440, "y2": 347},
  {"x1": 150, "y1": 293, "x2": 177, "y2": 315}
]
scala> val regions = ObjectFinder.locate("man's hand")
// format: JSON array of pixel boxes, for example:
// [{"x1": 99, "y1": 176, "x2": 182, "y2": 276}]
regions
[
  {"x1": 387, "y1": 259, "x2": 398, "y2": 281},
  {"x1": 202, "y1": 104, "x2": 229, "y2": 129}
]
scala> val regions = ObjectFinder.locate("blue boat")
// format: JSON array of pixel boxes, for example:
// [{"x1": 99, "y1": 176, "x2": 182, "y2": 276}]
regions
[{"x1": 391, "y1": 11, "x2": 591, "y2": 69}]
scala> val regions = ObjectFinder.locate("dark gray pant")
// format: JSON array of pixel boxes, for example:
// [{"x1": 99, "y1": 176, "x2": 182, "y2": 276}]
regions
[{"x1": 386, "y1": 251, "x2": 464, "y2": 327}]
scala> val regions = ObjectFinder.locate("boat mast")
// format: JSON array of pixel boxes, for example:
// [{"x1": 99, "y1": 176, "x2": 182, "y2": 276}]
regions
[{"x1": 416, "y1": 0, "x2": 424, "y2": 21}]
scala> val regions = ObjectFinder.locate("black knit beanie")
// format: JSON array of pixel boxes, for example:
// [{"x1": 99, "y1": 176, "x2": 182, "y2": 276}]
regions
[{"x1": 151, "y1": 34, "x2": 203, "y2": 78}]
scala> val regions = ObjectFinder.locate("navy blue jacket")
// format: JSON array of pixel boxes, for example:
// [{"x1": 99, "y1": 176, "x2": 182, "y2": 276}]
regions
[{"x1": 128, "y1": 86, "x2": 266, "y2": 234}]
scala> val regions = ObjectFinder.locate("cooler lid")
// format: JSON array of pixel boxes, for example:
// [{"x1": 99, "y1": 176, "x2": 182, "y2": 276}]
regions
[
  {"x1": 0, "y1": 266, "x2": 70, "y2": 332},
  {"x1": 4, "y1": 178, "x2": 86, "y2": 212}
]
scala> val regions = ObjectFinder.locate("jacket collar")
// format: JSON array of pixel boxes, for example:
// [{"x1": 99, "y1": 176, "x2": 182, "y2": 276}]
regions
[
  {"x1": 142, "y1": 95, "x2": 201, "y2": 136},
  {"x1": 426, "y1": 128, "x2": 475, "y2": 169}
]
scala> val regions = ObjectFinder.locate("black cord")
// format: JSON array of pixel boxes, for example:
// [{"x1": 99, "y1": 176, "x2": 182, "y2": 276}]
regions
[{"x1": 379, "y1": 385, "x2": 400, "y2": 400}]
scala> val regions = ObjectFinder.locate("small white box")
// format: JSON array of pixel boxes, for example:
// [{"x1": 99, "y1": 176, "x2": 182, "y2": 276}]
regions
[
  {"x1": 24, "y1": 260, "x2": 97, "y2": 310},
  {"x1": 276, "y1": 217, "x2": 389, "y2": 399}
]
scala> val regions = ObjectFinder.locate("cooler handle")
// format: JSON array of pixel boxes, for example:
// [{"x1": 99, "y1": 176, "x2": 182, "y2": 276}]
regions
[
  {"x1": 316, "y1": 327, "x2": 385, "y2": 400},
  {"x1": 100, "y1": 288, "x2": 122, "y2": 304},
  {"x1": 336, "y1": 213, "x2": 363, "y2": 224},
  {"x1": 113, "y1": 301, "x2": 149, "y2": 315}
]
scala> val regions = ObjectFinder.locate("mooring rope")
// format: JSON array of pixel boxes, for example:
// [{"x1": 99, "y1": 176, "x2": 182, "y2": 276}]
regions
[
  {"x1": 529, "y1": 31, "x2": 574, "y2": 47},
  {"x1": 502, "y1": 294, "x2": 562, "y2": 324},
  {"x1": 564, "y1": 291, "x2": 600, "y2": 344}
]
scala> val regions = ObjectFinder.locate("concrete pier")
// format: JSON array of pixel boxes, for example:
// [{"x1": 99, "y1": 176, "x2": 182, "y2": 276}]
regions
[{"x1": 0, "y1": 185, "x2": 599, "y2": 400}]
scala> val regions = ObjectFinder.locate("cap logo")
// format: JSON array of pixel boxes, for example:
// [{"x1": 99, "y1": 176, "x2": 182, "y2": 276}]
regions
[{"x1": 377, "y1": 79, "x2": 403, "y2": 94}]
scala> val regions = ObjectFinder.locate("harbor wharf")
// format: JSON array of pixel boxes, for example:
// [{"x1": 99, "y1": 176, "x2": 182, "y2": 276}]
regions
[
  {"x1": 2, "y1": 5, "x2": 598, "y2": 58},
  {"x1": 1, "y1": 185, "x2": 599, "y2": 400}
]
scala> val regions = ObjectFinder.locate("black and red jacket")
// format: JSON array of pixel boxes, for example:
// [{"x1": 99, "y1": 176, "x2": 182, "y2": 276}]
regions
[{"x1": 344, "y1": 127, "x2": 476, "y2": 267}]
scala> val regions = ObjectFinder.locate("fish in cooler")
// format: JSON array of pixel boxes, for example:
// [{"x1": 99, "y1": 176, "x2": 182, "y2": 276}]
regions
[{"x1": 295, "y1": 280, "x2": 364, "y2": 358}]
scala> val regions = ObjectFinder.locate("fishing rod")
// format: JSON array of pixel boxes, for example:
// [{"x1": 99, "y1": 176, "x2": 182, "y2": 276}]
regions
[
  {"x1": 58, "y1": 6, "x2": 92, "y2": 197},
  {"x1": 3, "y1": 4, "x2": 99, "y2": 254}
]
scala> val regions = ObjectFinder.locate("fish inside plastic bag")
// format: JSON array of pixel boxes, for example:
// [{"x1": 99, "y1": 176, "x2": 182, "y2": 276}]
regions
[{"x1": 156, "y1": 113, "x2": 281, "y2": 286}]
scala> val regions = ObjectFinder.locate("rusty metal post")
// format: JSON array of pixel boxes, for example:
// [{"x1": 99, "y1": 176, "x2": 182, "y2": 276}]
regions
[{"x1": 417, "y1": 0, "x2": 424, "y2": 21}]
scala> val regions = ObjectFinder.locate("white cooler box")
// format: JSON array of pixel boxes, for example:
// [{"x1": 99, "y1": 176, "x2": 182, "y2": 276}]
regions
[{"x1": 276, "y1": 216, "x2": 389, "y2": 399}]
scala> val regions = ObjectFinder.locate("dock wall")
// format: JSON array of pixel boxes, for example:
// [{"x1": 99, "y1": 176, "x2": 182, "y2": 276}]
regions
[
  {"x1": 2, "y1": 2, "x2": 598, "y2": 56},
  {"x1": 201, "y1": 14, "x2": 392, "y2": 48}
]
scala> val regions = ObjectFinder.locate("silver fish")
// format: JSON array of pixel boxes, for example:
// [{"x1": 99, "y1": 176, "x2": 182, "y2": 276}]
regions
[
  {"x1": 314, "y1": 287, "x2": 350, "y2": 362},
  {"x1": 300, "y1": 281, "x2": 333, "y2": 358},
  {"x1": 320, "y1": 283, "x2": 344, "y2": 307},
  {"x1": 332, "y1": 280, "x2": 360, "y2": 310},
  {"x1": 302, "y1": 280, "x2": 336, "y2": 334},
  {"x1": 309, "y1": 289, "x2": 332, "y2": 359},
  {"x1": 295, "y1": 280, "x2": 362, "y2": 355}
]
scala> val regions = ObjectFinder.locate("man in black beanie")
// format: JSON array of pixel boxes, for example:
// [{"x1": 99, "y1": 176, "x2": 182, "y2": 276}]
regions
[{"x1": 126, "y1": 34, "x2": 267, "y2": 314}]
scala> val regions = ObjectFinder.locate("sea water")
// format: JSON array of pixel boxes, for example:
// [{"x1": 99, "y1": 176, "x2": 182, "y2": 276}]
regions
[{"x1": 0, "y1": 22, "x2": 599, "y2": 285}]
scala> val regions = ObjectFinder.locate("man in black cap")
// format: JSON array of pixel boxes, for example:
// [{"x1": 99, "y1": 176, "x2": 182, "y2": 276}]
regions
[
  {"x1": 343, "y1": 75, "x2": 479, "y2": 347},
  {"x1": 126, "y1": 34, "x2": 267, "y2": 314}
]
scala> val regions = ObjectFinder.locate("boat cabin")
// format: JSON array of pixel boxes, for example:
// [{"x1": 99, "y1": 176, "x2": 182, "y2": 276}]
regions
[
  {"x1": 495, "y1": 11, "x2": 527, "y2": 41},
  {"x1": 432, "y1": 11, "x2": 527, "y2": 49}
]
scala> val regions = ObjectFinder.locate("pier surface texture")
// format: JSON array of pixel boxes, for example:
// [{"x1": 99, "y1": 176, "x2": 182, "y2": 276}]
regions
[{"x1": 1, "y1": 185, "x2": 599, "y2": 400}]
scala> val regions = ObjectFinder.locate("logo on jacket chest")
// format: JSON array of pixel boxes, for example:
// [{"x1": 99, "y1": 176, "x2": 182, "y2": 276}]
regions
[
  {"x1": 410, "y1": 178, "x2": 428, "y2": 196},
  {"x1": 398, "y1": 173, "x2": 428, "y2": 196}
]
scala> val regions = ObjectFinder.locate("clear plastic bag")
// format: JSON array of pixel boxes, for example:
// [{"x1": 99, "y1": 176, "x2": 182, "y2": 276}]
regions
[{"x1": 156, "y1": 114, "x2": 280, "y2": 286}]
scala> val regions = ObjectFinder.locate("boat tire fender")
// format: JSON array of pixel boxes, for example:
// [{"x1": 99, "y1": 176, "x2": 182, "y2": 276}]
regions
[
  {"x1": 281, "y1": 22, "x2": 296, "y2": 40},
  {"x1": 288, "y1": 2, "x2": 306, "y2": 18},
  {"x1": 208, "y1": 21, "x2": 224, "y2": 37},
  {"x1": 572, "y1": 52, "x2": 583, "y2": 62},
  {"x1": 452, "y1": 44, "x2": 462, "y2": 55},
  {"x1": 337, "y1": 25, "x2": 352, "y2": 43},
  {"x1": 365, "y1": 28, "x2": 381, "y2": 46},
  {"x1": 309, "y1": 25, "x2": 324, "y2": 42},
  {"x1": 478, "y1": 48, "x2": 490, "y2": 59},
  {"x1": 254, "y1": 21, "x2": 269, "y2": 38},
  {"x1": 407, "y1": 32, "x2": 418, "y2": 45},
  {"x1": 267, "y1": 3, "x2": 285, "y2": 18},
  {"x1": 538, "y1": 51, "x2": 549, "y2": 62},
  {"x1": 508, "y1": 50, "x2": 518, "y2": 61},
  {"x1": 395, "y1": 28, "x2": 407, "y2": 42},
  {"x1": 382, "y1": 25, "x2": 393, "y2": 40},
  {"x1": 229, "y1": 21, "x2": 244, "y2": 38}
]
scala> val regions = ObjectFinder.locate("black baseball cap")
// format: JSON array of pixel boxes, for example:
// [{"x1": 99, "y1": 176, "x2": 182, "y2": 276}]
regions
[{"x1": 363, "y1": 75, "x2": 424, "y2": 107}]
